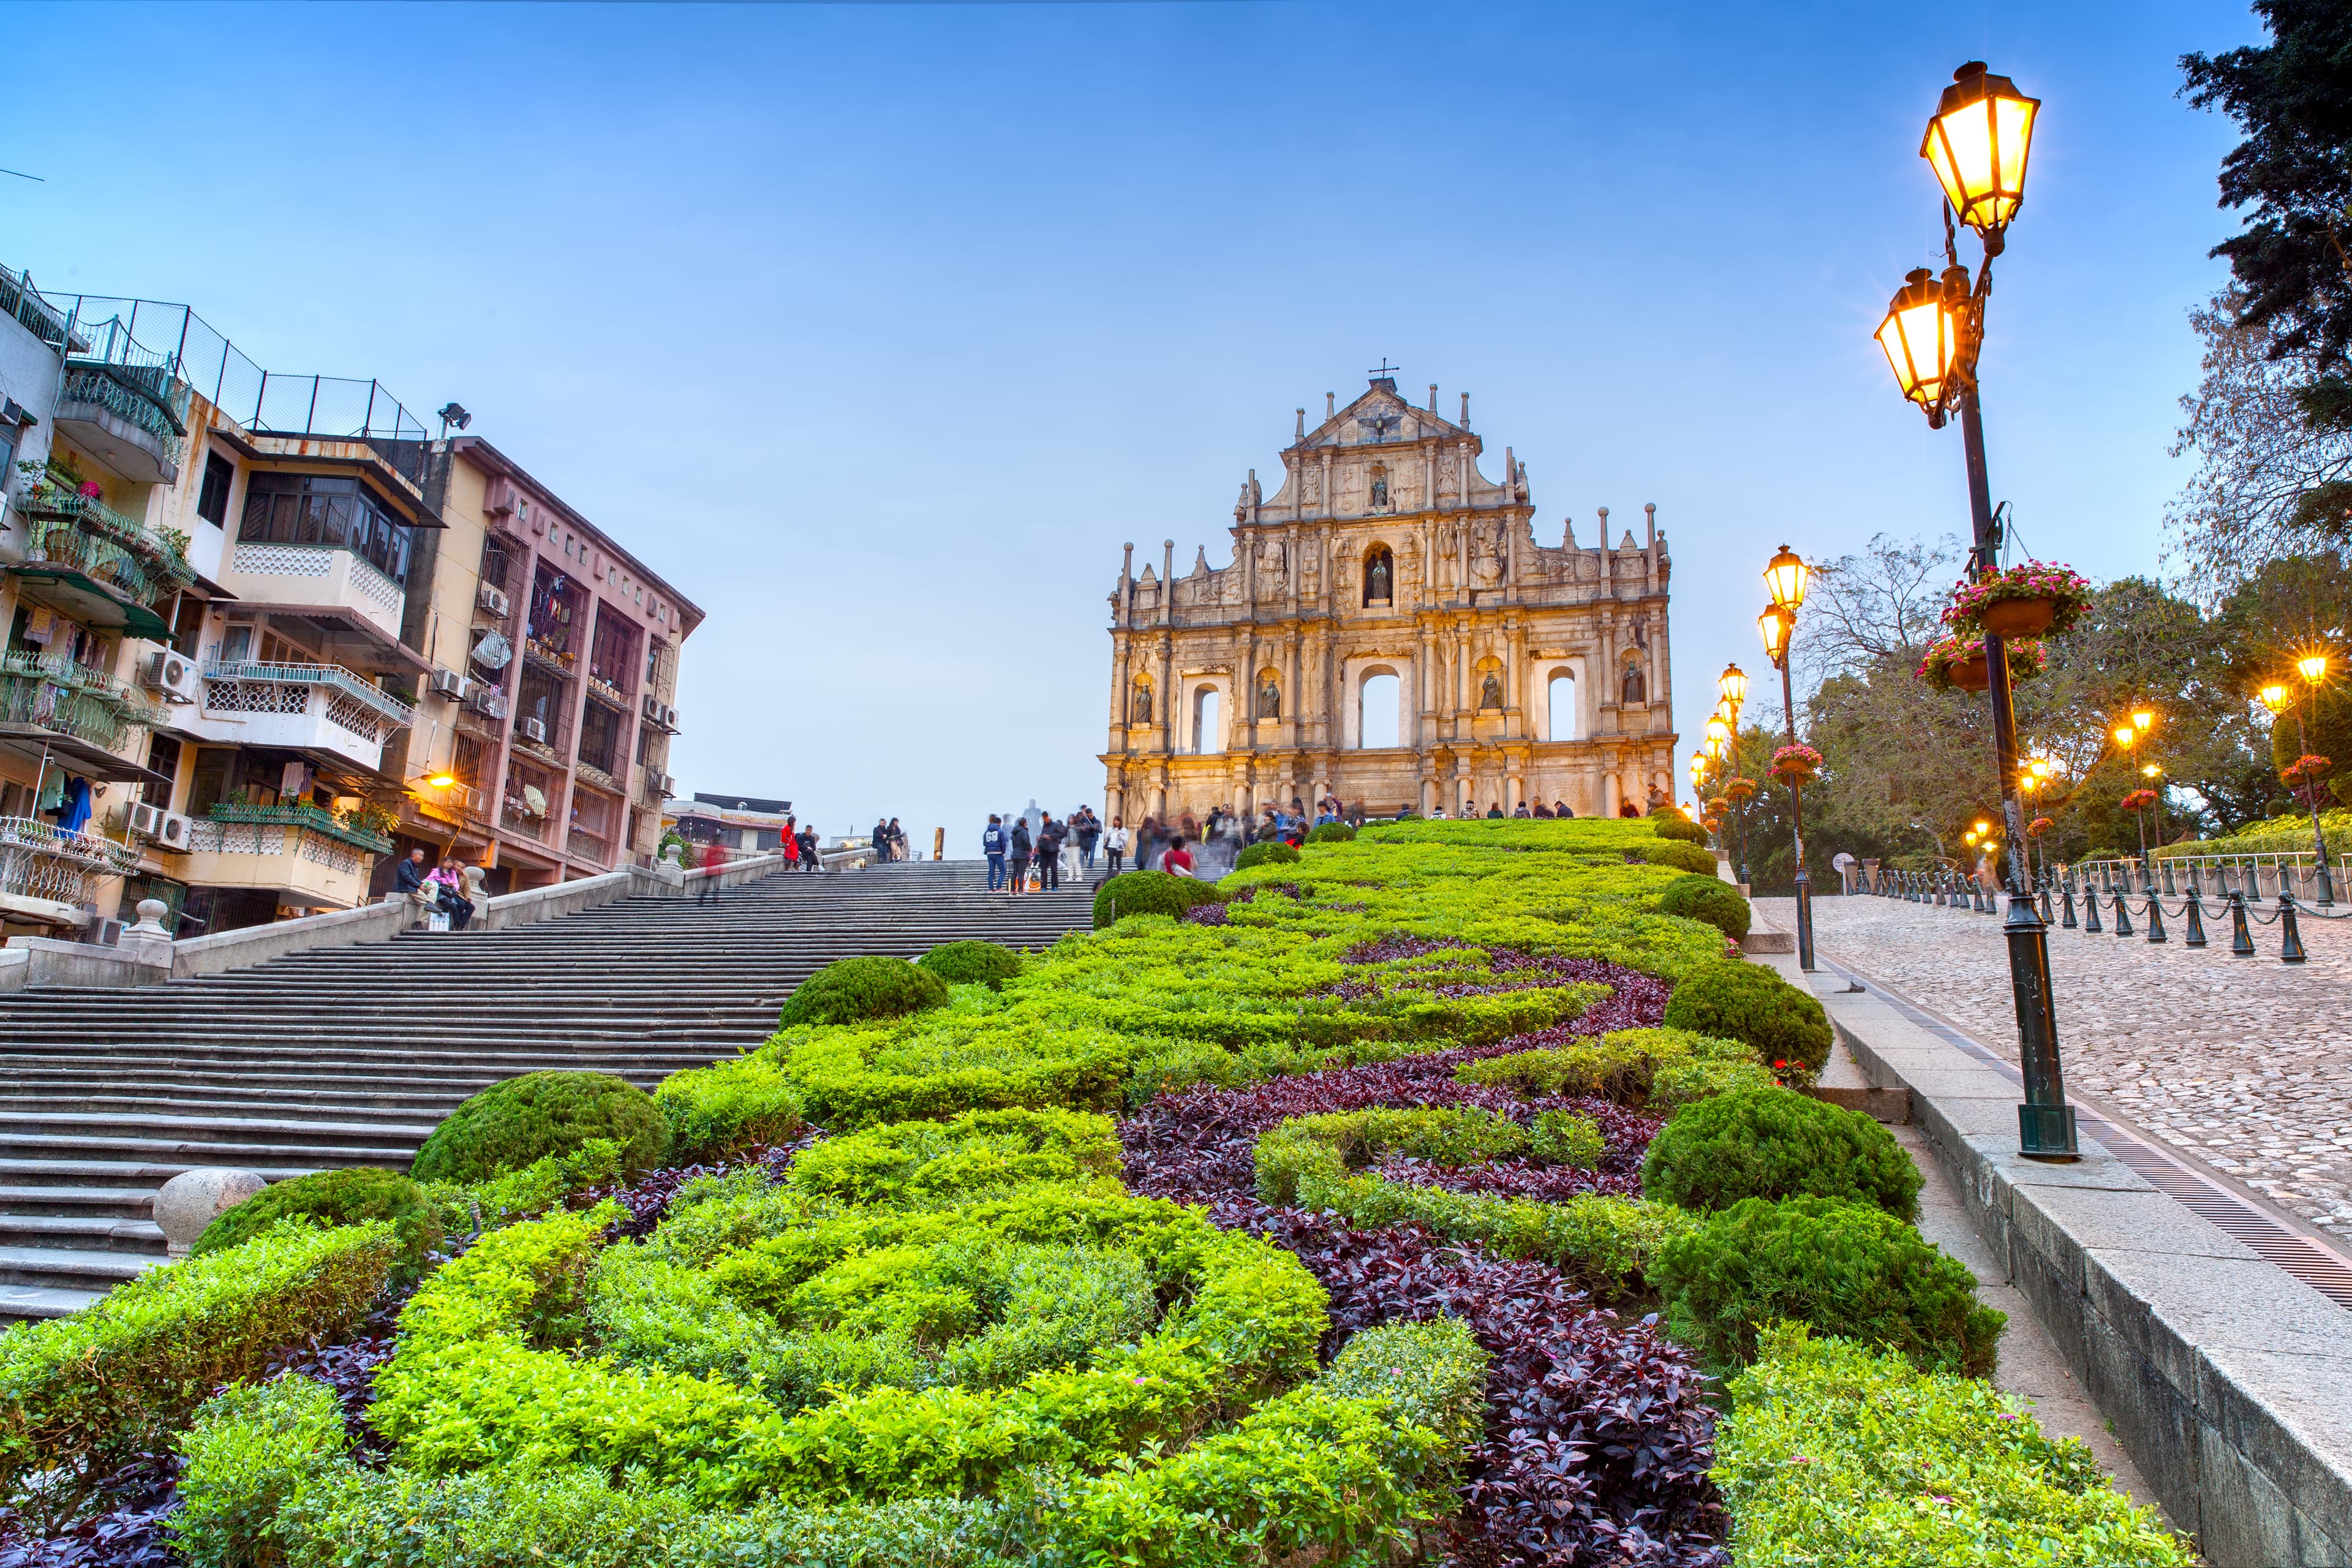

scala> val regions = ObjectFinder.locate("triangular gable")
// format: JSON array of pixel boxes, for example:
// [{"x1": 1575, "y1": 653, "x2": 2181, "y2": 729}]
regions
[{"x1": 1297, "y1": 379, "x2": 1466, "y2": 450}]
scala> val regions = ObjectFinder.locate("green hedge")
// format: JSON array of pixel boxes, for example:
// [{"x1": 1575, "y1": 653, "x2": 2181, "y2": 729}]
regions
[
  {"x1": 1653, "y1": 1196, "x2": 2004, "y2": 1376},
  {"x1": 413, "y1": 1071, "x2": 668, "y2": 1185},
  {"x1": 1660, "y1": 960, "x2": 1832, "y2": 1078},
  {"x1": 1092, "y1": 870, "x2": 1226, "y2": 929},
  {"x1": 1649, "y1": 816, "x2": 1710, "y2": 845},
  {"x1": 1305, "y1": 822, "x2": 1357, "y2": 843},
  {"x1": 194, "y1": 1167, "x2": 442, "y2": 1284},
  {"x1": 913, "y1": 940, "x2": 1023, "y2": 991},
  {"x1": 1656, "y1": 873, "x2": 1751, "y2": 941},
  {"x1": 1714, "y1": 1324, "x2": 2192, "y2": 1567},
  {"x1": 775, "y1": 956, "x2": 950, "y2": 1029},
  {"x1": 1642, "y1": 1087, "x2": 1922, "y2": 1218},
  {"x1": 1233, "y1": 841, "x2": 1300, "y2": 870},
  {"x1": 0, "y1": 1221, "x2": 395, "y2": 1529},
  {"x1": 1455, "y1": 1025, "x2": 1777, "y2": 1111},
  {"x1": 1631, "y1": 840, "x2": 1718, "y2": 876}
]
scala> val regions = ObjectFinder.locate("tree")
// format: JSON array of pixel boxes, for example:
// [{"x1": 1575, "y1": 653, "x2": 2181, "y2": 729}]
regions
[
  {"x1": 2182, "y1": 2, "x2": 2352, "y2": 423},
  {"x1": 1802, "y1": 532, "x2": 1966, "y2": 675}
]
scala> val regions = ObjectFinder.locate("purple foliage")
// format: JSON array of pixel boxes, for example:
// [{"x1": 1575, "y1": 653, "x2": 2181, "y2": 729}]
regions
[
  {"x1": 0, "y1": 1457, "x2": 178, "y2": 1568},
  {"x1": 1373, "y1": 1154, "x2": 1646, "y2": 1204},
  {"x1": 582, "y1": 1130, "x2": 824, "y2": 1242},
  {"x1": 1182, "y1": 902, "x2": 1230, "y2": 925}
]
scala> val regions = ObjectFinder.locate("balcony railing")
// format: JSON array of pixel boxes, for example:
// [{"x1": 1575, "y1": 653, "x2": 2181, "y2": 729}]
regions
[
  {"x1": 567, "y1": 827, "x2": 614, "y2": 865},
  {"x1": 0, "y1": 663, "x2": 160, "y2": 753},
  {"x1": 195, "y1": 662, "x2": 415, "y2": 774},
  {"x1": 202, "y1": 661, "x2": 414, "y2": 728},
  {"x1": 57, "y1": 364, "x2": 188, "y2": 472},
  {"x1": 206, "y1": 801, "x2": 395, "y2": 854},
  {"x1": 17, "y1": 484, "x2": 194, "y2": 592},
  {"x1": 500, "y1": 799, "x2": 552, "y2": 842},
  {"x1": 0, "y1": 815, "x2": 139, "y2": 922}
]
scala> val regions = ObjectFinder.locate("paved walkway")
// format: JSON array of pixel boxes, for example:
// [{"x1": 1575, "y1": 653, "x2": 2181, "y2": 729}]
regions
[{"x1": 1760, "y1": 892, "x2": 2352, "y2": 1243}]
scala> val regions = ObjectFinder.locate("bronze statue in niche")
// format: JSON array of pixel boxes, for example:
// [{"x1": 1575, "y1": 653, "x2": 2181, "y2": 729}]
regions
[{"x1": 1363, "y1": 547, "x2": 1393, "y2": 605}]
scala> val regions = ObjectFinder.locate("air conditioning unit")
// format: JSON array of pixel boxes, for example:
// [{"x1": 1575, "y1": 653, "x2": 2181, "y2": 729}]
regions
[
  {"x1": 647, "y1": 771, "x2": 671, "y2": 796},
  {"x1": 519, "y1": 717, "x2": 547, "y2": 744},
  {"x1": 431, "y1": 669, "x2": 472, "y2": 701},
  {"x1": 127, "y1": 801, "x2": 166, "y2": 839},
  {"x1": 157, "y1": 811, "x2": 193, "y2": 851},
  {"x1": 477, "y1": 584, "x2": 510, "y2": 617},
  {"x1": 641, "y1": 692, "x2": 662, "y2": 722},
  {"x1": 662, "y1": 704, "x2": 678, "y2": 729},
  {"x1": 468, "y1": 687, "x2": 508, "y2": 720},
  {"x1": 139, "y1": 649, "x2": 200, "y2": 704}
]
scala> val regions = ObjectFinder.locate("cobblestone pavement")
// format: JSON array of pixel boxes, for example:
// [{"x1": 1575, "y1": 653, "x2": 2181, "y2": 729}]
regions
[{"x1": 1757, "y1": 891, "x2": 2352, "y2": 1243}]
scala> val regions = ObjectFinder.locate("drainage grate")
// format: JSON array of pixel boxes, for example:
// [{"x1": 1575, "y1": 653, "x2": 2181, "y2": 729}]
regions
[{"x1": 1821, "y1": 960, "x2": 2352, "y2": 1314}]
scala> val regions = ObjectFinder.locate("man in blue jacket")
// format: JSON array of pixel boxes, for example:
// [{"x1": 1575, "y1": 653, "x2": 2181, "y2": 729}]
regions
[{"x1": 982, "y1": 815, "x2": 1009, "y2": 891}]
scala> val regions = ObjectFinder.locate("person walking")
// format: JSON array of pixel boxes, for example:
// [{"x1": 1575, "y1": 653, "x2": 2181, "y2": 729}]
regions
[
  {"x1": 982, "y1": 814, "x2": 1009, "y2": 891},
  {"x1": 697, "y1": 839, "x2": 725, "y2": 904},
  {"x1": 1008, "y1": 815, "x2": 1033, "y2": 895},
  {"x1": 779, "y1": 816, "x2": 801, "y2": 872},
  {"x1": 1076, "y1": 808, "x2": 1100, "y2": 874},
  {"x1": 1036, "y1": 813, "x2": 1065, "y2": 891},
  {"x1": 1104, "y1": 815, "x2": 1128, "y2": 874}
]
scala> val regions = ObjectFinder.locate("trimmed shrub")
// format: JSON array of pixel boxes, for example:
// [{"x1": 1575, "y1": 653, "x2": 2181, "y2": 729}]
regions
[
  {"x1": 1661, "y1": 959, "x2": 1832, "y2": 1077},
  {"x1": 173, "y1": 1374, "x2": 349, "y2": 1567},
  {"x1": 914, "y1": 940, "x2": 1023, "y2": 992},
  {"x1": 1530, "y1": 1110, "x2": 1604, "y2": 1170},
  {"x1": 1649, "y1": 816, "x2": 1710, "y2": 845},
  {"x1": 1091, "y1": 870, "x2": 1224, "y2": 929},
  {"x1": 1305, "y1": 822, "x2": 1357, "y2": 843},
  {"x1": 1457, "y1": 1025, "x2": 1770, "y2": 1110},
  {"x1": 413, "y1": 1071, "x2": 668, "y2": 1185},
  {"x1": 194, "y1": 1167, "x2": 442, "y2": 1283},
  {"x1": 1656, "y1": 873, "x2": 1751, "y2": 941},
  {"x1": 1234, "y1": 842, "x2": 1302, "y2": 872},
  {"x1": 1643, "y1": 1087, "x2": 1922, "y2": 1218},
  {"x1": 1714, "y1": 1324, "x2": 2192, "y2": 1566},
  {"x1": 655, "y1": 1052, "x2": 809, "y2": 1164},
  {"x1": 775, "y1": 956, "x2": 949, "y2": 1030},
  {"x1": 1632, "y1": 840, "x2": 1717, "y2": 876},
  {"x1": 0, "y1": 1221, "x2": 395, "y2": 1529},
  {"x1": 1653, "y1": 1196, "x2": 2004, "y2": 1376}
]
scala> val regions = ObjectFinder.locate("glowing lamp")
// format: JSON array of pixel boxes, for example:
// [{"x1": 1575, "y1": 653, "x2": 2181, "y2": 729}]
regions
[
  {"x1": 2298, "y1": 651, "x2": 2330, "y2": 686},
  {"x1": 2258, "y1": 682, "x2": 2291, "y2": 715},
  {"x1": 2019, "y1": 773, "x2": 2038, "y2": 794},
  {"x1": 1720, "y1": 662, "x2": 1748, "y2": 706},
  {"x1": 2130, "y1": 706, "x2": 2154, "y2": 732},
  {"x1": 2141, "y1": 763, "x2": 2161, "y2": 778},
  {"x1": 1758, "y1": 604, "x2": 1793, "y2": 666},
  {"x1": 1922, "y1": 62, "x2": 2040, "y2": 248},
  {"x1": 1975, "y1": 820, "x2": 1991, "y2": 835},
  {"x1": 425, "y1": 773, "x2": 457, "y2": 789},
  {"x1": 1877, "y1": 268, "x2": 1961, "y2": 411},
  {"x1": 1763, "y1": 544, "x2": 1809, "y2": 614},
  {"x1": 2113, "y1": 725, "x2": 2135, "y2": 750}
]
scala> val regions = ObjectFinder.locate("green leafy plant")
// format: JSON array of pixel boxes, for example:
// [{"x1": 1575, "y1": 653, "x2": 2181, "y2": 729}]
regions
[
  {"x1": 1649, "y1": 816, "x2": 1709, "y2": 845},
  {"x1": 1643, "y1": 1087, "x2": 1921, "y2": 1218},
  {"x1": 1631, "y1": 839, "x2": 1717, "y2": 876},
  {"x1": 774, "y1": 956, "x2": 949, "y2": 1030},
  {"x1": 1714, "y1": 1323, "x2": 2191, "y2": 1567},
  {"x1": 412, "y1": 1071, "x2": 668, "y2": 1185},
  {"x1": 1656, "y1": 873, "x2": 1751, "y2": 941},
  {"x1": 1305, "y1": 822, "x2": 1357, "y2": 843},
  {"x1": 173, "y1": 1374, "x2": 350, "y2": 1567},
  {"x1": 1653, "y1": 1196, "x2": 2003, "y2": 1376},
  {"x1": 193, "y1": 1167, "x2": 443, "y2": 1283},
  {"x1": 913, "y1": 940, "x2": 1023, "y2": 991},
  {"x1": 1234, "y1": 841, "x2": 1301, "y2": 870},
  {"x1": 1091, "y1": 870, "x2": 1226, "y2": 929},
  {"x1": 1457, "y1": 1025, "x2": 1773, "y2": 1110},
  {"x1": 1660, "y1": 960, "x2": 1832, "y2": 1079}
]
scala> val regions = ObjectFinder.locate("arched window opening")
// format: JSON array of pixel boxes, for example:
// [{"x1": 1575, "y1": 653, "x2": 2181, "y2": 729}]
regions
[
  {"x1": 1359, "y1": 671, "x2": 1400, "y2": 748},
  {"x1": 1193, "y1": 686, "x2": 1222, "y2": 755},
  {"x1": 1548, "y1": 671, "x2": 1577, "y2": 740},
  {"x1": 1363, "y1": 546, "x2": 1394, "y2": 607}
]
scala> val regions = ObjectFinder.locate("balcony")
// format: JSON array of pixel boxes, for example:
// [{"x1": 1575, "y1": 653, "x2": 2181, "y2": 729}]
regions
[
  {"x1": 0, "y1": 654, "x2": 168, "y2": 782},
  {"x1": 55, "y1": 363, "x2": 188, "y2": 487},
  {"x1": 10, "y1": 486, "x2": 192, "y2": 639},
  {"x1": 176, "y1": 805, "x2": 391, "y2": 912},
  {"x1": 218, "y1": 543, "x2": 407, "y2": 646},
  {"x1": 191, "y1": 662, "x2": 415, "y2": 775},
  {"x1": 0, "y1": 816, "x2": 140, "y2": 929}
]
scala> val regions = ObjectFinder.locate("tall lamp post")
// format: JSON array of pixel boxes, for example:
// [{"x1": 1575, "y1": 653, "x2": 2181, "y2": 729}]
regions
[
  {"x1": 1721, "y1": 662, "x2": 1751, "y2": 888},
  {"x1": 1873, "y1": 61, "x2": 2075, "y2": 1159},
  {"x1": 2272, "y1": 658, "x2": 2335, "y2": 902},
  {"x1": 1758, "y1": 548, "x2": 1814, "y2": 971}
]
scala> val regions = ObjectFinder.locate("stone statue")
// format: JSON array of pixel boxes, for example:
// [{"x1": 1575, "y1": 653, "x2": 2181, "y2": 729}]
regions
[
  {"x1": 1132, "y1": 683, "x2": 1153, "y2": 723},
  {"x1": 1370, "y1": 467, "x2": 1389, "y2": 510},
  {"x1": 1621, "y1": 663, "x2": 1646, "y2": 706},
  {"x1": 1261, "y1": 677, "x2": 1280, "y2": 719},
  {"x1": 1480, "y1": 671, "x2": 1504, "y2": 710},
  {"x1": 1367, "y1": 552, "x2": 1392, "y2": 601}
]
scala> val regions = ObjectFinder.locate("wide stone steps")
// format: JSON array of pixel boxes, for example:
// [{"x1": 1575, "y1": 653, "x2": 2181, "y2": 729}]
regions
[{"x1": 0, "y1": 862, "x2": 1098, "y2": 1317}]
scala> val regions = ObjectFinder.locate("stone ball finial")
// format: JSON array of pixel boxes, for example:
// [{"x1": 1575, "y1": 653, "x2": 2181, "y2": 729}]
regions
[
  {"x1": 154, "y1": 1168, "x2": 268, "y2": 1259},
  {"x1": 130, "y1": 899, "x2": 169, "y2": 933}
]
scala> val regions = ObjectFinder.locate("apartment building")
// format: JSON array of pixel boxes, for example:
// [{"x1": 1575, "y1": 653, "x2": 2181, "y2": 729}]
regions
[{"x1": 0, "y1": 269, "x2": 701, "y2": 939}]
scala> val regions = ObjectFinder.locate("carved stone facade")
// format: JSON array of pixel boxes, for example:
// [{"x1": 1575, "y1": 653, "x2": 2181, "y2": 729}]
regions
[{"x1": 1101, "y1": 375, "x2": 1677, "y2": 823}]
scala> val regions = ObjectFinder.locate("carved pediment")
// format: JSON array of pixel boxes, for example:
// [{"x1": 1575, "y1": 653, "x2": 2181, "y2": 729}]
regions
[{"x1": 1298, "y1": 382, "x2": 1468, "y2": 451}]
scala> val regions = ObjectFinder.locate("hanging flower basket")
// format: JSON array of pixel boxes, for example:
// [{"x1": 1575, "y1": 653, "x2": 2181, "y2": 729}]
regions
[
  {"x1": 1770, "y1": 744, "x2": 1823, "y2": 784},
  {"x1": 1701, "y1": 814, "x2": 1722, "y2": 833},
  {"x1": 2026, "y1": 816, "x2": 2054, "y2": 838},
  {"x1": 1705, "y1": 794, "x2": 1732, "y2": 814},
  {"x1": 2120, "y1": 789, "x2": 2158, "y2": 813},
  {"x1": 1917, "y1": 635, "x2": 2045, "y2": 693},
  {"x1": 1940, "y1": 562, "x2": 2095, "y2": 641},
  {"x1": 2282, "y1": 754, "x2": 2332, "y2": 788},
  {"x1": 1722, "y1": 776, "x2": 1758, "y2": 803}
]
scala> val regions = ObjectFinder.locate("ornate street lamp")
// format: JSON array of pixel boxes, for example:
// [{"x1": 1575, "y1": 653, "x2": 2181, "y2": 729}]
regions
[
  {"x1": 1874, "y1": 61, "x2": 2073, "y2": 1161},
  {"x1": 1719, "y1": 662, "x2": 1752, "y2": 888},
  {"x1": 1720, "y1": 662, "x2": 1748, "y2": 707},
  {"x1": 2281, "y1": 658, "x2": 2335, "y2": 903},
  {"x1": 1760, "y1": 552, "x2": 1814, "y2": 970}
]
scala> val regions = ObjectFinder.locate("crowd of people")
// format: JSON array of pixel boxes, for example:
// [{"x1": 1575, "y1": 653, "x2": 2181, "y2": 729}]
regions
[
  {"x1": 869, "y1": 817, "x2": 912, "y2": 864},
  {"x1": 981, "y1": 804, "x2": 1104, "y2": 893}
]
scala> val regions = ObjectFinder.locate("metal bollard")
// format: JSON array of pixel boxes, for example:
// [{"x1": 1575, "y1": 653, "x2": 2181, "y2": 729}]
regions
[
  {"x1": 2182, "y1": 888, "x2": 2207, "y2": 948},
  {"x1": 2187, "y1": 859, "x2": 2202, "y2": 897},
  {"x1": 2228, "y1": 889, "x2": 2255, "y2": 956},
  {"x1": 2145, "y1": 892, "x2": 2166, "y2": 943},
  {"x1": 2059, "y1": 876, "x2": 2078, "y2": 929},
  {"x1": 2162, "y1": 858, "x2": 2178, "y2": 897},
  {"x1": 2112, "y1": 888, "x2": 2133, "y2": 938},
  {"x1": 2280, "y1": 893, "x2": 2307, "y2": 963},
  {"x1": 2084, "y1": 881, "x2": 2103, "y2": 933},
  {"x1": 2039, "y1": 877, "x2": 2054, "y2": 924}
]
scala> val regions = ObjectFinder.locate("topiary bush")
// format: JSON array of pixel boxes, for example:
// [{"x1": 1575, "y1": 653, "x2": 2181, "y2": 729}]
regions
[
  {"x1": 1642, "y1": 1087, "x2": 1921, "y2": 1218},
  {"x1": 412, "y1": 1071, "x2": 668, "y2": 1185},
  {"x1": 1651, "y1": 816, "x2": 1710, "y2": 846},
  {"x1": 774, "y1": 955, "x2": 949, "y2": 1029},
  {"x1": 193, "y1": 1167, "x2": 443, "y2": 1282},
  {"x1": 914, "y1": 940, "x2": 1023, "y2": 992},
  {"x1": 1662, "y1": 960, "x2": 1832, "y2": 1078},
  {"x1": 1657, "y1": 874, "x2": 1751, "y2": 941},
  {"x1": 1091, "y1": 869, "x2": 1224, "y2": 929},
  {"x1": 1305, "y1": 822, "x2": 1357, "y2": 843},
  {"x1": 1632, "y1": 840, "x2": 1717, "y2": 876},
  {"x1": 1234, "y1": 841, "x2": 1302, "y2": 870},
  {"x1": 1653, "y1": 1195, "x2": 2004, "y2": 1376}
]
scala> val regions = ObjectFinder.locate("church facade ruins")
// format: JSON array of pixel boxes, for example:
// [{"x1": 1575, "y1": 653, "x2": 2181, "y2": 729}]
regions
[{"x1": 1100, "y1": 372, "x2": 1678, "y2": 823}]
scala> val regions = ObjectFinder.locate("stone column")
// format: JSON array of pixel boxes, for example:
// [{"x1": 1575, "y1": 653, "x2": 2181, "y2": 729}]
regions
[{"x1": 1603, "y1": 769, "x2": 1620, "y2": 817}]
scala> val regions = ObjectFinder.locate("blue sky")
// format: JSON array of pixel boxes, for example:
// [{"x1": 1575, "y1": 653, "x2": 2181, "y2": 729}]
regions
[{"x1": 0, "y1": 1, "x2": 2261, "y2": 845}]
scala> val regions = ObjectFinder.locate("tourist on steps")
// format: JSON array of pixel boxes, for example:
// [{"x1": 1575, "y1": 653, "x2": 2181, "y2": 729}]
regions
[
  {"x1": 1104, "y1": 816, "x2": 1128, "y2": 874},
  {"x1": 1008, "y1": 816, "x2": 1033, "y2": 895},
  {"x1": 698, "y1": 839, "x2": 726, "y2": 903},
  {"x1": 873, "y1": 818, "x2": 892, "y2": 862},
  {"x1": 983, "y1": 815, "x2": 1009, "y2": 891},
  {"x1": 779, "y1": 817, "x2": 801, "y2": 872},
  {"x1": 797, "y1": 823, "x2": 821, "y2": 871},
  {"x1": 1161, "y1": 834, "x2": 1194, "y2": 878},
  {"x1": 429, "y1": 856, "x2": 475, "y2": 930},
  {"x1": 1035, "y1": 814, "x2": 1065, "y2": 891},
  {"x1": 1074, "y1": 807, "x2": 1100, "y2": 873}
]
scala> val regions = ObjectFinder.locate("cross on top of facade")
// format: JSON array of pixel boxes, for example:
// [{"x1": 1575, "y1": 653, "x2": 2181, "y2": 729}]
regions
[{"x1": 1367, "y1": 360, "x2": 1401, "y2": 380}]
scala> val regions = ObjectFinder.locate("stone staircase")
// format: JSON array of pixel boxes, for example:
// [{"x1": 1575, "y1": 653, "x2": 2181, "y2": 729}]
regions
[{"x1": 0, "y1": 860, "x2": 1100, "y2": 1318}]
